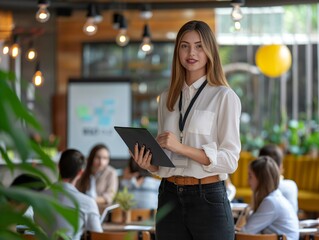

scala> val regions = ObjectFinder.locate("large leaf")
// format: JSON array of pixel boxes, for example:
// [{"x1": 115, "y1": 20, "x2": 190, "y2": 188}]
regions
[
  {"x1": 0, "y1": 69, "x2": 79, "y2": 239},
  {"x1": 0, "y1": 204, "x2": 48, "y2": 240},
  {"x1": 0, "y1": 186, "x2": 79, "y2": 238},
  {"x1": 29, "y1": 141, "x2": 57, "y2": 172},
  {"x1": 0, "y1": 71, "x2": 42, "y2": 160}
]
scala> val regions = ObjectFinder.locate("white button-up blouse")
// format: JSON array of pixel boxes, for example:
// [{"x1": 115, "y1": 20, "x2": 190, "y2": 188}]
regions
[{"x1": 154, "y1": 76, "x2": 242, "y2": 181}]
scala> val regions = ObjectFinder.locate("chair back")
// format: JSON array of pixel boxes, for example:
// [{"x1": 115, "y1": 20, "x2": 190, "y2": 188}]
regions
[
  {"x1": 235, "y1": 233, "x2": 287, "y2": 240},
  {"x1": 131, "y1": 208, "x2": 156, "y2": 222},
  {"x1": 111, "y1": 208, "x2": 156, "y2": 223},
  {"x1": 23, "y1": 235, "x2": 36, "y2": 240},
  {"x1": 23, "y1": 234, "x2": 64, "y2": 240},
  {"x1": 86, "y1": 231, "x2": 151, "y2": 240},
  {"x1": 304, "y1": 234, "x2": 319, "y2": 240}
]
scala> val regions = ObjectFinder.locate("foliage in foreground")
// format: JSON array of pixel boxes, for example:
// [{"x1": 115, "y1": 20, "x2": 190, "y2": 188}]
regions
[{"x1": 0, "y1": 70, "x2": 79, "y2": 240}]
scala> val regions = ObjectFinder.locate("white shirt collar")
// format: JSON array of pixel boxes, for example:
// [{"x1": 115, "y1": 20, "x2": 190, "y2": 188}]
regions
[{"x1": 182, "y1": 75, "x2": 207, "y2": 91}]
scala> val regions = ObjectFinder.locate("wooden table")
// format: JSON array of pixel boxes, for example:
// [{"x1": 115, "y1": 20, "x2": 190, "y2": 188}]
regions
[
  {"x1": 103, "y1": 203, "x2": 249, "y2": 233},
  {"x1": 103, "y1": 221, "x2": 155, "y2": 232}
]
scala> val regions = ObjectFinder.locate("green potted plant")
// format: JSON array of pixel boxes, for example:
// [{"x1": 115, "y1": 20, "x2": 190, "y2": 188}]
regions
[{"x1": 114, "y1": 187, "x2": 136, "y2": 223}]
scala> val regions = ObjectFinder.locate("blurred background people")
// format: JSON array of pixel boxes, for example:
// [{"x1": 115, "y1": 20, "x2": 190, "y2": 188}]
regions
[
  {"x1": 259, "y1": 144, "x2": 298, "y2": 213},
  {"x1": 9, "y1": 173, "x2": 46, "y2": 234},
  {"x1": 120, "y1": 158, "x2": 160, "y2": 209},
  {"x1": 225, "y1": 176, "x2": 236, "y2": 202},
  {"x1": 35, "y1": 149, "x2": 102, "y2": 240},
  {"x1": 77, "y1": 144, "x2": 118, "y2": 210},
  {"x1": 237, "y1": 156, "x2": 299, "y2": 240}
]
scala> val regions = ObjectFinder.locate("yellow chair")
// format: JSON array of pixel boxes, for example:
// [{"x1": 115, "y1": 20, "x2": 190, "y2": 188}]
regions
[
  {"x1": 235, "y1": 232, "x2": 287, "y2": 240},
  {"x1": 86, "y1": 231, "x2": 151, "y2": 240}
]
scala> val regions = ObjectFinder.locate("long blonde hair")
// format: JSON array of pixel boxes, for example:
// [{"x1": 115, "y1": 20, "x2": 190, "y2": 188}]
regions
[
  {"x1": 166, "y1": 20, "x2": 229, "y2": 111},
  {"x1": 249, "y1": 156, "x2": 280, "y2": 211}
]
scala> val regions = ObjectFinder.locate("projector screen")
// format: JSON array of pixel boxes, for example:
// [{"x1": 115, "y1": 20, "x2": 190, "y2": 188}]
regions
[{"x1": 67, "y1": 78, "x2": 131, "y2": 158}]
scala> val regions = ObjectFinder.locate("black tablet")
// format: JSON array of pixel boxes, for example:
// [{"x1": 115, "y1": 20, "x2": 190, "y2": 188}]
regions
[{"x1": 114, "y1": 126, "x2": 175, "y2": 168}]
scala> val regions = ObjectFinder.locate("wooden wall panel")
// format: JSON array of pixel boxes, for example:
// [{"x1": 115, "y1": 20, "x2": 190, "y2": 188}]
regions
[
  {"x1": 0, "y1": 10, "x2": 13, "y2": 40},
  {"x1": 57, "y1": 9, "x2": 215, "y2": 93}
]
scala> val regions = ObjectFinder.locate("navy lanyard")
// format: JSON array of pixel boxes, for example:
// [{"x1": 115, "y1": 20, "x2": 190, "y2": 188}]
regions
[{"x1": 178, "y1": 80, "x2": 208, "y2": 142}]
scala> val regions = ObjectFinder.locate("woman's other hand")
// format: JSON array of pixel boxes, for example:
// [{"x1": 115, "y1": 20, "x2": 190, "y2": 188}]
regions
[
  {"x1": 130, "y1": 143, "x2": 159, "y2": 172},
  {"x1": 157, "y1": 131, "x2": 183, "y2": 154}
]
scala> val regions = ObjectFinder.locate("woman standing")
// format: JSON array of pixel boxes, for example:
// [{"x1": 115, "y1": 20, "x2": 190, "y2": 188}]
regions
[
  {"x1": 77, "y1": 144, "x2": 118, "y2": 209},
  {"x1": 132, "y1": 20, "x2": 241, "y2": 240}
]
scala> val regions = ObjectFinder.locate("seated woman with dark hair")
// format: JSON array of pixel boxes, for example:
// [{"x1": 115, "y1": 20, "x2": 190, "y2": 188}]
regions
[
  {"x1": 76, "y1": 144, "x2": 118, "y2": 209},
  {"x1": 259, "y1": 144, "x2": 298, "y2": 213},
  {"x1": 237, "y1": 156, "x2": 299, "y2": 240}
]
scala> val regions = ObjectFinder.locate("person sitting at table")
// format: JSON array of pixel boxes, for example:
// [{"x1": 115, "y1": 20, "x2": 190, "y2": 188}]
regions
[
  {"x1": 237, "y1": 156, "x2": 299, "y2": 240},
  {"x1": 35, "y1": 149, "x2": 103, "y2": 240},
  {"x1": 77, "y1": 144, "x2": 118, "y2": 210},
  {"x1": 10, "y1": 173, "x2": 47, "y2": 220},
  {"x1": 259, "y1": 144, "x2": 299, "y2": 213},
  {"x1": 9, "y1": 173, "x2": 46, "y2": 233},
  {"x1": 120, "y1": 157, "x2": 161, "y2": 209}
]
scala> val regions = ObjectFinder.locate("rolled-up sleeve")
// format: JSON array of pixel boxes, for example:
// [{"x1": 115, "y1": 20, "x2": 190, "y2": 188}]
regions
[{"x1": 202, "y1": 90, "x2": 241, "y2": 174}]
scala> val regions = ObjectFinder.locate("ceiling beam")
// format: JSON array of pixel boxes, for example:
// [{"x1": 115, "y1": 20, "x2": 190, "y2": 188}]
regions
[{"x1": 0, "y1": 0, "x2": 318, "y2": 11}]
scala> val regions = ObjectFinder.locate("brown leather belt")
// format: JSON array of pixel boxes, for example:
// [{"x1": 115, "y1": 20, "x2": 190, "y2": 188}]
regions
[{"x1": 165, "y1": 175, "x2": 220, "y2": 186}]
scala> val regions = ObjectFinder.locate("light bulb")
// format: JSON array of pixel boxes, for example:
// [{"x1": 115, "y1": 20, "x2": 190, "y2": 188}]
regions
[
  {"x1": 32, "y1": 70, "x2": 44, "y2": 86},
  {"x1": 10, "y1": 43, "x2": 20, "y2": 58},
  {"x1": 231, "y1": 5, "x2": 243, "y2": 21},
  {"x1": 26, "y1": 48, "x2": 37, "y2": 61},
  {"x1": 234, "y1": 21, "x2": 241, "y2": 31},
  {"x1": 2, "y1": 45, "x2": 9, "y2": 55},
  {"x1": 116, "y1": 30, "x2": 130, "y2": 47},
  {"x1": 83, "y1": 18, "x2": 97, "y2": 36},
  {"x1": 140, "y1": 4, "x2": 153, "y2": 20},
  {"x1": 36, "y1": 6, "x2": 50, "y2": 23},
  {"x1": 139, "y1": 37, "x2": 153, "y2": 54},
  {"x1": 140, "y1": 11, "x2": 153, "y2": 20}
]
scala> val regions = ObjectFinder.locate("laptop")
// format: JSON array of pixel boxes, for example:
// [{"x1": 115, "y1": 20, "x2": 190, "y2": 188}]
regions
[{"x1": 100, "y1": 203, "x2": 120, "y2": 223}]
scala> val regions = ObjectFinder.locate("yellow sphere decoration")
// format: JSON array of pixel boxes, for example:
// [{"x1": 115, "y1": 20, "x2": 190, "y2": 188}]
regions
[{"x1": 255, "y1": 44, "x2": 292, "y2": 78}]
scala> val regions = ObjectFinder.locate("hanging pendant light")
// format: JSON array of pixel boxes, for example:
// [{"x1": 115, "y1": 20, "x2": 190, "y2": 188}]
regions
[
  {"x1": 2, "y1": 40, "x2": 10, "y2": 55},
  {"x1": 115, "y1": 14, "x2": 130, "y2": 47},
  {"x1": 230, "y1": 0, "x2": 245, "y2": 31},
  {"x1": 10, "y1": 35, "x2": 20, "y2": 59},
  {"x1": 255, "y1": 44, "x2": 292, "y2": 78},
  {"x1": 36, "y1": 0, "x2": 50, "y2": 23},
  {"x1": 83, "y1": 3, "x2": 102, "y2": 36},
  {"x1": 112, "y1": 12, "x2": 121, "y2": 30},
  {"x1": 139, "y1": 24, "x2": 153, "y2": 55},
  {"x1": 26, "y1": 41, "x2": 37, "y2": 61},
  {"x1": 32, "y1": 62, "x2": 44, "y2": 86},
  {"x1": 140, "y1": 4, "x2": 153, "y2": 20}
]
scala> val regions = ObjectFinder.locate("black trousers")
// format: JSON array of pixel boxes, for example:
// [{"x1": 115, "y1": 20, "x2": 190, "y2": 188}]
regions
[{"x1": 156, "y1": 179, "x2": 234, "y2": 240}]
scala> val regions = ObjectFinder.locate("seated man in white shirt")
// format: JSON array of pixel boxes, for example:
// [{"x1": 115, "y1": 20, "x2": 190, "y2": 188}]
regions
[
  {"x1": 259, "y1": 144, "x2": 298, "y2": 213},
  {"x1": 35, "y1": 149, "x2": 103, "y2": 240}
]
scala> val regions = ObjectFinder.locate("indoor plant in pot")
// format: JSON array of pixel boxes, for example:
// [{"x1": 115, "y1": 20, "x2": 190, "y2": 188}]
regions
[{"x1": 114, "y1": 187, "x2": 136, "y2": 223}]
